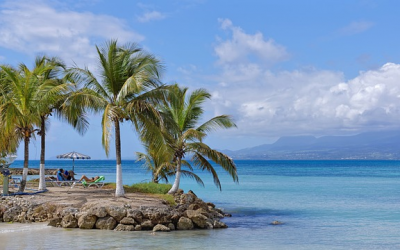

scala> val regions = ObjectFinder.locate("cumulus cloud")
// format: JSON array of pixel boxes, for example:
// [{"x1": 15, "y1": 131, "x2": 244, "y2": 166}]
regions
[
  {"x1": 215, "y1": 18, "x2": 289, "y2": 66},
  {"x1": 0, "y1": 0, "x2": 143, "y2": 67},
  {"x1": 137, "y1": 10, "x2": 166, "y2": 23},
  {"x1": 339, "y1": 21, "x2": 374, "y2": 36},
  {"x1": 210, "y1": 20, "x2": 400, "y2": 138}
]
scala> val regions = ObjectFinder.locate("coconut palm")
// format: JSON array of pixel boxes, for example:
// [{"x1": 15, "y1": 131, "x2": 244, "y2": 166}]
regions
[
  {"x1": 0, "y1": 63, "x2": 46, "y2": 192},
  {"x1": 34, "y1": 56, "x2": 89, "y2": 191},
  {"x1": 158, "y1": 84, "x2": 238, "y2": 194},
  {"x1": 135, "y1": 142, "x2": 204, "y2": 185},
  {"x1": 67, "y1": 39, "x2": 164, "y2": 197}
]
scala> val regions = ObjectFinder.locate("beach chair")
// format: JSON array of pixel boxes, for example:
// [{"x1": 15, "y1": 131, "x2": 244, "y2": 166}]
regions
[{"x1": 81, "y1": 176, "x2": 105, "y2": 188}]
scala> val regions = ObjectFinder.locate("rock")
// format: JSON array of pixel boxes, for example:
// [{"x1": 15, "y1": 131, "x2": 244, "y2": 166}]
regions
[
  {"x1": 168, "y1": 223, "x2": 175, "y2": 230},
  {"x1": 186, "y1": 210, "x2": 209, "y2": 229},
  {"x1": 271, "y1": 220, "x2": 283, "y2": 225},
  {"x1": 213, "y1": 220, "x2": 228, "y2": 229},
  {"x1": 106, "y1": 206, "x2": 126, "y2": 222},
  {"x1": 86, "y1": 206, "x2": 107, "y2": 218},
  {"x1": 177, "y1": 217, "x2": 194, "y2": 230},
  {"x1": 61, "y1": 207, "x2": 79, "y2": 217},
  {"x1": 96, "y1": 216, "x2": 117, "y2": 230},
  {"x1": 120, "y1": 217, "x2": 136, "y2": 225},
  {"x1": 78, "y1": 214, "x2": 97, "y2": 229},
  {"x1": 134, "y1": 225, "x2": 142, "y2": 231},
  {"x1": 153, "y1": 224, "x2": 171, "y2": 232},
  {"x1": 61, "y1": 214, "x2": 78, "y2": 228},
  {"x1": 47, "y1": 218, "x2": 62, "y2": 227},
  {"x1": 3, "y1": 206, "x2": 22, "y2": 222},
  {"x1": 127, "y1": 209, "x2": 143, "y2": 223},
  {"x1": 179, "y1": 193, "x2": 196, "y2": 205},
  {"x1": 140, "y1": 220, "x2": 154, "y2": 230},
  {"x1": 114, "y1": 224, "x2": 135, "y2": 231},
  {"x1": 140, "y1": 206, "x2": 171, "y2": 224}
]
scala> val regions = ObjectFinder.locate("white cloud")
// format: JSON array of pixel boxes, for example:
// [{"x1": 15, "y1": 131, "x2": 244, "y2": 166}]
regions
[
  {"x1": 339, "y1": 21, "x2": 374, "y2": 36},
  {"x1": 210, "y1": 20, "x2": 400, "y2": 138},
  {"x1": 0, "y1": 0, "x2": 143, "y2": 67},
  {"x1": 215, "y1": 18, "x2": 289, "y2": 66},
  {"x1": 137, "y1": 10, "x2": 166, "y2": 23},
  {"x1": 211, "y1": 63, "x2": 400, "y2": 137}
]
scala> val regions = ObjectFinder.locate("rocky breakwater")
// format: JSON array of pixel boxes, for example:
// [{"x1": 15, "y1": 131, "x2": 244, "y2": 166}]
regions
[{"x1": 0, "y1": 190, "x2": 231, "y2": 232}]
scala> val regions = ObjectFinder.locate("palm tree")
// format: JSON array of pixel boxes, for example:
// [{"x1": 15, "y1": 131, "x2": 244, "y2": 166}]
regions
[
  {"x1": 34, "y1": 56, "x2": 88, "y2": 191},
  {"x1": 135, "y1": 142, "x2": 204, "y2": 185},
  {"x1": 158, "y1": 84, "x2": 239, "y2": 194},
  {"x1": 67, "y1": 39, "x2": 164, "y2": 197},
  {"x1": 0, "y1": 63, "x2": 46, "y2": 192}
]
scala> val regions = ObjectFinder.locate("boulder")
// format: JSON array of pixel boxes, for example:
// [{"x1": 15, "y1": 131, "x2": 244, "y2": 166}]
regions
[
  {"x1": 271, "y1": 220, "x2": 283, "y2": 225},
  {"x1": 126, "y1": 209, "x2": 143, "y2": 223},
  {"x1": 140, "y1": 220, "x2": 154, "y2": 230},
  {"x1": 61, "y1": 207, "x2": 79, "y2": 217},
  {"x1": 177, "y1": 217, "x2": 194, "y2": 230},
  {"x1": 3, "y1": 206, "x2": 22, "y2": 222},
  {"x1": 114, "y1": 224, "x2": 135, "y2": 231},
  {"x1": 96, "y1": 216, "x2": 117, "y2": 230},
  {"x1": 47, "y1": 218, "x2": 62, "y2": 227},
  {"x1": 168, "y1": 223, "x2": 175, "y2": 231},
  {"x1": 120, "y1": 217, "x2": 136, "y2": 225},
  {"x1": 106, "y1": 206, "x2": 126, "y2": 222},
  {"x1": 78, "y1": 214, "x2": 97, "y2": 229},
  {"x1": 213, "y1": 220, "x2": 228, "y2": 229},
  {"x1": 134, "y1": 225, "x2": 142, "y2": 231},
  {"x1": 186, "y1": 210, "x2": 210, "y2": 229},
  {"x1": 152, "y1": 224, "x2": 171, "y2": 232},
  {"x1": 61, "y1": 214, "x2": 78, "y2": 228},
  {"x1": 86, "y1": 206, "x2": 107, "y2": 218}
]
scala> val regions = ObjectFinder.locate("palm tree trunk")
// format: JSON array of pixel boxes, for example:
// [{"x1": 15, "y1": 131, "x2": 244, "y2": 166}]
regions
[
  {"x1": 168, "y1": 157, "x2": 182, "y2": 194},
  {"x1": 114, "y1": 120, "x2": 124, "y2": 197},
  {"x1": 18, "y1": 135, "x2": 29, "y2": 192},
  {"x1": 38, "y1": 116, "x2": 46, "y2": 191}
]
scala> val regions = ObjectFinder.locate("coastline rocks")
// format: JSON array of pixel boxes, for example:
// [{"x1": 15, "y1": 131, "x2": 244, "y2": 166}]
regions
[
  {"x1": 0, "y1": 190, "x2": 231, "y2": 232},
  {"x1": 177, "y1": 217, "x2": 194, "y2": 230}
]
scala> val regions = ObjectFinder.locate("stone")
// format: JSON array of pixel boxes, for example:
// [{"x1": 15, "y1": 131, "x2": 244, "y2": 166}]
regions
[
  {"x1": 140, "y1": 220, "x2": 154, "y2": 230},
  {"x1": 153, "y1": 224, "x2": 171, "y2": 232},
  {"x1": 78, "y1": 214, "x2": 97, "y2": 229},
  {"x1": 106, "y1": 206, "x2": 126, "y2": 222},
  {"x1": 61, "y1": 207, "x2": 79, "y2": 217},
  {"x1": 134, "y1": 225, "x2": 142, "y2": 231},
  {"x1": 213, "y1": 220, "x2": 228, "y2": 229},
  {"x1": 271, "y1": 220, "x2": 283, "y2": 225},
  {"x1": 186, "y1": 210, "x2": 209, "y2": 229},
  {"x1": 120, "y1": 217, "x2": 136, "y2": 225},
  {"x1": 61, "y1": 214, "x2": 78, "y2": 228},
  {"x1": 127, "y1": 209, "x2": 143, "y2": 223},
  {"x1": 3, "y1": 206, "x2": 22, "y2": 222},
  {"x1": 96, "y1": 216, "x2": 117, "y2": 230},
  {"x1": 47, "y1": 218, "x2": 62, "y2": 227},
  {"x1": 168, "y1": 223, "x2": 175, "y2": 230},
  {"x1": 177, "y1": 217, "x2": 194, "y2": 230},
  {"x1": 114, "y1": 224, "x2": 135, "y2": 231},
  {"x1": 86, "y1": 206, "x2": 107, "y2": 218}
]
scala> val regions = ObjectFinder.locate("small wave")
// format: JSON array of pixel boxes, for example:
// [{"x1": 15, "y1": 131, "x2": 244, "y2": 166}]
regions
[{"x1": 0, "y1": 223, "x2": 48, "y2": 234}]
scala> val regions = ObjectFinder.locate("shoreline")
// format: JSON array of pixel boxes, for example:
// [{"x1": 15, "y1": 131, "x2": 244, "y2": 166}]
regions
[{"x1": 0, "y1": 186, "x2": 230, "y2": 232}]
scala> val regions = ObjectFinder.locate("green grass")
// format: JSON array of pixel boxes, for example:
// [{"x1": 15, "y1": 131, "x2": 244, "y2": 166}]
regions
[
  {"x1": 125, "y1": 182, "x2": 172, "y2": 194},
  {"x1": 103, "y1": 182, "x2": 176, "y2": 206}
]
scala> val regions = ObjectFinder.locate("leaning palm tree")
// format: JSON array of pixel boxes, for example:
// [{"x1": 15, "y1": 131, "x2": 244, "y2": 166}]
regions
[
  {"x1": 67, "y1": 39, "x2": 164, "y2": 197},
  {"x1": 0, "y1": 63, "x2": 47, "y2": 192},
  {"x1": 136, "y1": 142, "x2": 204, "y2": 185},
  {"x1": 158, "y1": 84, "x2": 239, "y2": 194},
  {"x1": 34, "y1": 56, "x2": 89, "y2": 191}
]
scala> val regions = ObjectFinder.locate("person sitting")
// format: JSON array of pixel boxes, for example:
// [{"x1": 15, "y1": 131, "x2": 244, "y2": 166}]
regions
[
  {"x1": 65, "y1": 170, "x2": 76, "y2": 181},
  {"x1": 57, "y1": 169, "x2": 69, "y2": 181},
  {"x1": 78, "y1": 175, "x2": 100, "y2": 183}
]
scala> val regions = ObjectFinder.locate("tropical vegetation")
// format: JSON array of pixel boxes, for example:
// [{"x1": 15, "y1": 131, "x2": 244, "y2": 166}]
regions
[{"x1": 0, "y1": 39, "x2": 238, "y2": 195}]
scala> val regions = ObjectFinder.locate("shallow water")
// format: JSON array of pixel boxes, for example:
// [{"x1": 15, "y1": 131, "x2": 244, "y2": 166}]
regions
[{"x1": 3, "y1": 160, "x2": 400, "y2": 249}]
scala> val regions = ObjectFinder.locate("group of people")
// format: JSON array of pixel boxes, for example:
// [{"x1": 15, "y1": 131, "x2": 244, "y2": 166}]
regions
[{"x1": 56, "y1": 168, "x2": 100, "y2": 183}]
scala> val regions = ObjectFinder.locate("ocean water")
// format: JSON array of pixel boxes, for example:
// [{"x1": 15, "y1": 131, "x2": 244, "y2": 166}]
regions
[{"x1": 1, "y1": 160, "x2": 400, "y2": 249}]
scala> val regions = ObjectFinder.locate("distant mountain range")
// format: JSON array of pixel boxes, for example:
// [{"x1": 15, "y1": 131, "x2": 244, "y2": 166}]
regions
[{"x1": 222, "y1": 131, "x2": 400, "y2": 160}]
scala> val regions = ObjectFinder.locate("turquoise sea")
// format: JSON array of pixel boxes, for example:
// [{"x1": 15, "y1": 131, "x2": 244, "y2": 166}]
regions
[{"x1": 1, "y1": 160, "x2": 400, "y2": 250}]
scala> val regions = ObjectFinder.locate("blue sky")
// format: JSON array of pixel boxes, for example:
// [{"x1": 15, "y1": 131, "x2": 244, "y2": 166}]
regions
[{"x1": 1, "y1": 0, "x2": 400, "y2": 160}]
